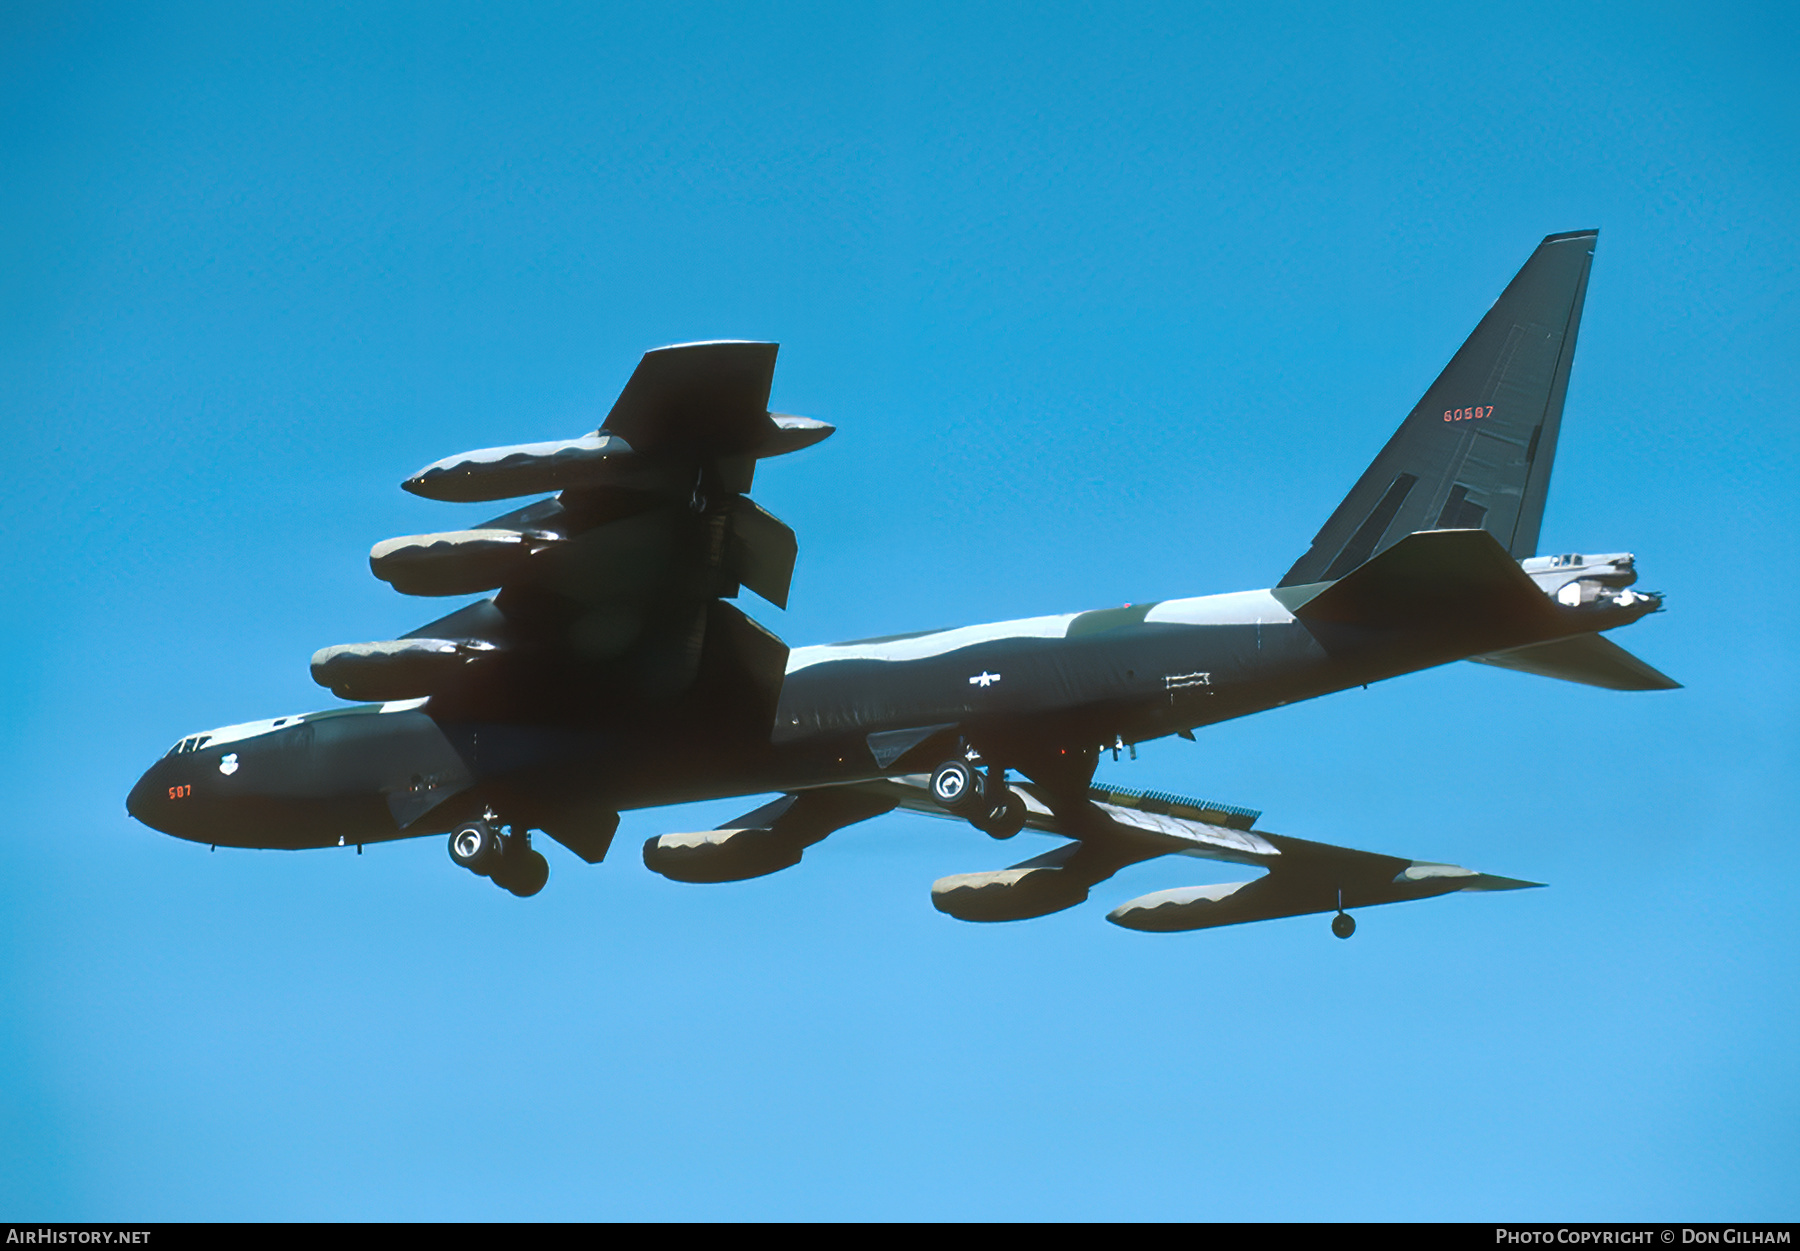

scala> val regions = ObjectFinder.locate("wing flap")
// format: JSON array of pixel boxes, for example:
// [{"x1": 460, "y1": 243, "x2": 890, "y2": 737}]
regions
[
  {"x1": 726, "y1": 496, "x2": 798, "y2": 609},
  {"x1": 865, "y1": 775, "x2": 1275, "y2": 864}
]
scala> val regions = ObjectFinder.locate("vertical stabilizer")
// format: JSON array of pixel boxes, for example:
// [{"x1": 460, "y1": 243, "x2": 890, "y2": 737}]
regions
[{"x1": 1279, "y1": 231, "x2": 1597, "y2": 587}]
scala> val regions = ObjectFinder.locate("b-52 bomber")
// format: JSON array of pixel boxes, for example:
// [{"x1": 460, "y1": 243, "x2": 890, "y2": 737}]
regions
[{"x1": 128, "y1": 230, "x2": 1676, "y2": 938}]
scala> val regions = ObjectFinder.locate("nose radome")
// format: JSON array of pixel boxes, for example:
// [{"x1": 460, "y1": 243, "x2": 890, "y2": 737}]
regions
[
  {"x1": 126, "y1": 765, "x2": 159, "y2": 828},
  {"x1": 126, "y1": 759, "x2": 184, "y2": 836}
]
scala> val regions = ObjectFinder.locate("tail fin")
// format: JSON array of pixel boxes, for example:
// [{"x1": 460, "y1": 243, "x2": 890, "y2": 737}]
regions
[{"x1": 1279, "y1": 231, "x2": 1598, "y2": 587}]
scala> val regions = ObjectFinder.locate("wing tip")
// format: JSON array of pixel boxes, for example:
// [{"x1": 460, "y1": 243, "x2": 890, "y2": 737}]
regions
[
  {"x1": 1472, "y1": 874, "x2": 1547, "y2": 892},
  {"x1": 1541, "y1": 228, "x2": 1600, "y2": 244}
]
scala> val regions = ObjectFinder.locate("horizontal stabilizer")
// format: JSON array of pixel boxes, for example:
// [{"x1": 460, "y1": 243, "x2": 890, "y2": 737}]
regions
[
  {"x1": 1108, "y1": 863, "x2": 1540, "y2": 933},
  {"x1": 1469, "y1": 632, "x2": 1681, "y2": 691},
  {"x1": 1291, "y1": 528, "x2": 1561, "y2": 636}
]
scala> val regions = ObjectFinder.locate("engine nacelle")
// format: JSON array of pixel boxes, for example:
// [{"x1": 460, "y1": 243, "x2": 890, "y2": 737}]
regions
[
  {"x1": 1106, "y1": 881, "x2": 1263, "y2": 932},
  {"x1": 369, "y1": 529, "x2": 543, "y2": 597},
  {"x1": 930, "y1": 867, "x2": 1089, "y2": 923},
  {"x1": 310, "y1": 638, "x2": 496, "y2": 700},
  {"x1": 643, "y1": 826, "x2": 807, "y2": 884},
  {"x1": 403, "y1": 433, "x2": 636, "y2": 503}
]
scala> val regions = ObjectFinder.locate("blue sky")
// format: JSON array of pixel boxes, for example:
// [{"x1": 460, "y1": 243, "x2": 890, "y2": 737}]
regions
[{"x1": 2, "y1": 0, "x2": 1795, "y2": 1220}]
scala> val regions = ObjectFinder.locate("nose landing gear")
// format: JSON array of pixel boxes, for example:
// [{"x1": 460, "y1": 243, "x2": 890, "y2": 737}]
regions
[{"x1": 448, "y1": 817, "x2": 549, "y2": 897}]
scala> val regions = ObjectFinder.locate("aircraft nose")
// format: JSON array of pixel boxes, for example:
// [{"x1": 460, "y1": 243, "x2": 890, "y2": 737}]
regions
[{"x1": 126, "y1": 758, "x2": 183, "y2": 836}]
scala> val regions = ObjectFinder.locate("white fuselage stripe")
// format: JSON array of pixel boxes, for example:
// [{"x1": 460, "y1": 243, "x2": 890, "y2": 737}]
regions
[
  {"x1": 1142, "y1": 589, "x2": 1294, "y2": 626},
  {"x1": 785, "y1": 588, "x2": 1289, "y2": 673}
]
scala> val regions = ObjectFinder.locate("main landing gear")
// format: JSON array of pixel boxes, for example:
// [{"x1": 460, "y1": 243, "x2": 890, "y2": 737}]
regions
[
  {"x1": 929, "y1": 756, "x2": 1027, "y2": 840},
  {"x1": 449, "y1": 817, "x2": 549, "y2": 897}
]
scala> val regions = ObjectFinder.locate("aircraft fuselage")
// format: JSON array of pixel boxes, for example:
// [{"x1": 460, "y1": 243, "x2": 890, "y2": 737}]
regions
[{"x1": 127, "y1": 570, "x2": 1656, "y2": 851}]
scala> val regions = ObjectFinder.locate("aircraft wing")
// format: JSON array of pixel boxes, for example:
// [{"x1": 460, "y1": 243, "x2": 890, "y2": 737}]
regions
[
  {"x1": 313, "y1": 342, "x2": 829, "y2": 722},
  {"x1": 856, "y1": 776, "x2": 1538, "y2": 930}
]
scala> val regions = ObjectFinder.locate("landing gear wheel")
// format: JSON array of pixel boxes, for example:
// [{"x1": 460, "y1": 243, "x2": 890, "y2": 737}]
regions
[
  {"x1": 975, "y1": 792, "x2": 1027, "y2": 840},
  {"x1": 929, "y1": 759, "x2": 987, "y2": 816},
  {"x1": 1331, "y1": 911, "x2": 1356, "y2": 940},
  {"x1": 449, "y1": 821, "x2": 505, "y2": 876},
  {"x1": 498, "y1": 848, "x2": 549, "y2": 898}
]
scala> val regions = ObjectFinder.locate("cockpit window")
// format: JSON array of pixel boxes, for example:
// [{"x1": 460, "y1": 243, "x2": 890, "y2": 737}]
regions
[{"x1": 165, "y1": 735, "x2": 213, "y2": 757}]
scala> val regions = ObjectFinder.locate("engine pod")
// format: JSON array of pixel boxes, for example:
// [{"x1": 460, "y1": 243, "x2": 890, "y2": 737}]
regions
[
  {"x1": 310, "y1": 638, "x2": 496, "y2": 701},
  {"x1": 369, "y1": 529, "x2": 538, "y2": 597},
  {"x1": 642, "y1": 826, "x2": 806, "y2": 884},
  {"x1": 930, "y1": 867, "x2": 1089, "y2": 922},
  {"x1": 403, "y1": 433, "x2": 636, "y2": 503},
  {"x1": 1105, "y1": 882, "x2": 1264, "y2": 932}
]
